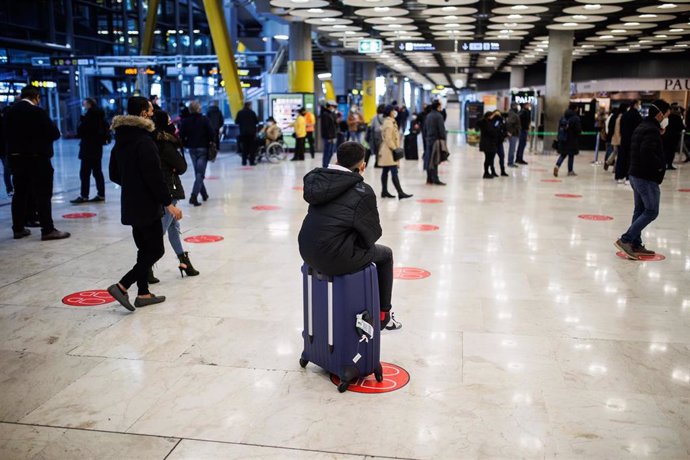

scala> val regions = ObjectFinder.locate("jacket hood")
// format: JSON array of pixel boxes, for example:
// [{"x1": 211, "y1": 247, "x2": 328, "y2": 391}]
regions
[
  {"x1": 111, "y1": 115, "x2": 155, "y2": 132},
  {"x1": 303, "y1": 168, "x2": 363, "y2": 205},
  {"x1": 155, "y1": 130, "x2": 182, "y2": 146}
]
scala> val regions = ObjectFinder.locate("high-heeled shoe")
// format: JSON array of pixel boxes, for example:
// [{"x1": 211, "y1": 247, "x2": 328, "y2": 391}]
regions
[
  {"x1": 201, "y1": 193, "x2": 209, "y2": 202},
  {"x1": 177, "y1": 252, "x2": 200, "y2": 277},
  {"x1": 148, "y1": 268, "x2": 160, "y2": 284}
]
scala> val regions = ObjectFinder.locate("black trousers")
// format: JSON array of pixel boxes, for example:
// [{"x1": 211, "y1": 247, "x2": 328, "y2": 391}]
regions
[
  {"x1": 371, "y1": 244, "x2": 393, "y2": 313},
  {"x1": 79, "y1": 154, "x2": 105, "y2": 198},
  {"x1": 9, "y1": 155, "x2": 55, "y2": 234},
  {"x1": 305, "y1": 131, "x2": 315, "y2": 158},
  {"x1": 238, "y1": 135, "x2": 256, "y2": 165},
  {"x1": 294, "y1": 137, "x2": 306, "y2": 160},
  {"x1": 483, "y1": 151, "x2": 497, "y2": 174},
  {"x1": 119, "y1": 221, "x2": 165, "y2": 296}
]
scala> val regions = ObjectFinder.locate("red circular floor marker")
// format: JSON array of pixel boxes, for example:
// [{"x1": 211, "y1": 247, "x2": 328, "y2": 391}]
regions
[
  {"x1": 404, "y1": 224, "x2": 439, "y2": 232},
  {"x1": 555, "y1": 193, "x2": 583, "y2": 198},
  {"x1": 63, "y1": 212, "x2": 96, "y2": 219},
  {"x1": 62, "y1": 290, "x2": 114, "y2": 307},
  {"x1": 239, "y1": 166, "x2": 254, "y2": 171},
  {"x1": 417, "y1": 198, "x2": 443, "y2": 204},
  {"x1": 530, "y1": 168, "x2": 547, "y2": 172},
  {"x1": 206, "y1": 175, "x2": 220, "y2": 180},
  {"x1": 541, "y1": 179, "x2": 562, "y2": 183},
  {"x1": 184, "y1": 235, "x2": 224, "y2": 243},
  {"x1": 292, "y1": 186, "x2": 304, "y2": 191},
  {"x1": 330, "y1": 362, "x2": 410, "y2": 394},
  {"x1": 616, "y1": 251, "x2": 666, "y2": 262},
  {"x1": 252, "y1": 205, "x2": 281, "y2": 211},
  {"x1": 679, "y1": 188, "x2": 690, "y2": 192},
  {"x1": 394, "y1": 267, "x2": 431, "y2": 280},
  {"x1": 578, "y1": 214, "x2": 614, "y2": 221}
]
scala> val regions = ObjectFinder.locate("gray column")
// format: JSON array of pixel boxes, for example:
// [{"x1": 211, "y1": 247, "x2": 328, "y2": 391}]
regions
[
  {"x1": 510, "y1": 66, "x2": 525, "y2": 89},
  {"x1": 544, "y1": 30, "x2": 574, "y2": 152},
  {"x1": 332, "y1": 55, "x2": 346, "y2": 96},
  {"x1": 289, "y1": 22, "x2": 311, "y2": 61}
]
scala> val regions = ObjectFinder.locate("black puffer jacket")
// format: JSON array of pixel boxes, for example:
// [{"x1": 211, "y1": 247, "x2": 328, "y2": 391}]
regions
[
  {"x1": 298, "y1": 168, "x2": 382, "y2": 276},
  {"x1": 629, "y1": 117, "x2": 666, "y2": 184},
  {"x1": 156, "y1": 131, "x2": 187, "y2": 200},
  {"x1": 109, "y1": 115, "x2": 171, "y2": 226},
  {"x1": 477, "y1": 117, "x2": 500, "y2": 153},
  {"x1": 559, "y1": 109, "x2": 582, "y2": 155},
  {"x1": 620, "y1": 107, "x2": 643, "y2": 149}
]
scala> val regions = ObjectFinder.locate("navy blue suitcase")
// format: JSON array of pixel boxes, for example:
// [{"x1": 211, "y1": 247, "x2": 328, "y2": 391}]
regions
[{"x1": 299, "y1": 263, "x2": 383, "y2": 392}]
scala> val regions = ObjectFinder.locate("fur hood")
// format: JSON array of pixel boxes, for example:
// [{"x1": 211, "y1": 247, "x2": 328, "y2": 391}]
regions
[
  {"x1": 155, "y1": 130, "x2": 182, "y2": 146},
  {"x1": 111, "y1": 115, "x2": 155, "y2": 132}
]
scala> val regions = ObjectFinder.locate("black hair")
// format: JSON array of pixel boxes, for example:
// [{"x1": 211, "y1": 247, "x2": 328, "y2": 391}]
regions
[
  {"x1": 649, "y1": 99, "x2": 670, "y2": 118},
  {"x1": 383, "y1": 105, "x2": 395, "y2": 117},
  {"x1": 151, "y1": 109, "x2": 170, "y2": 132},
  {"x1": 266, "y1": 116, "x2": 275, "y2": 122},
  {"x1": 376, "y1": 103, "x2": 385, "y2": 114},
  {"x1": 336, "y1": 141, "x2": 365, "y2": 169},
  {"x1": 150, "y1": 94, "x2": 159, "y2": 101},
  {"x1": 127, "y1": 96, "x2": 151, "y2": 116},
  {"x1": 618, "y1": 102, "x2": 629, "y2": 114},
  {"x1": 431, "y1": 100, "x2": 442, "y2": 110},
  {"x1": 244, "y1": 101, "x2": 252, "y2": 109},
  {"x1": 20, "y1": 85, "x2": 40, "y2": 100}
]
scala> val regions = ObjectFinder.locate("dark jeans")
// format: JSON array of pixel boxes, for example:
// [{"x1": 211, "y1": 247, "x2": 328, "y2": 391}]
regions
[
  {"x1": 238, "y1": 134, "x2": 256, "y2": 165},
  {"x1": 621, "y1": 176, "x2": 660, "y2": 247},
  {"x1": 507, "y1": 135, "x2": 518, "y2": 166},
  {"x1": 79, "y1": 154, "x2": 105, "y2": 198},
  {"x1": 371, "y1": 244, "x2": 393, "y2": 313},
  {"x1": 604, "y1": 143, "x2": 613, "y2": 163},
  {"x1": 120, "y1": 220, "x2": 165, "y2": 296},
  {"x1": 516, "y1": 129, "x2": 528, "y2": 162},
  {"x1": 9, "y1": 155, "x2": 55, "y2": 234},
  {"x1": 322, "y1": 138, "x2": 336, "y2": 168},
  {"x1": 483, "y1": 151, "x2": 496, "y2": 174},
  {"x1": 497, "y1": 141, "x2": 506, "y2": 172},
  {"x1": 0, "y1": 155, "x2": 12, "y2": 193},
  {"x1": 556, "y1": 152, "x2": 575, "y2": 172},
  {"x1": 306, "y1": 131, "x2": 315, "y2": 158},
  {"x1": 615, "y1": 145, "x2": 630, "y2": 180},
  {"x1": 188, "y1": 148, "x2": 208, "y2": 200},
  {"x1": 294, "y1": 137, "x2": 306, "y2": 160}
]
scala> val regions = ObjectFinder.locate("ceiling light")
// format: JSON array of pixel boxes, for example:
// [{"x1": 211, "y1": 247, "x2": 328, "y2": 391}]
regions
[
  {"x1": 581, "y1": 44, "x2": 594, "y2": 48},
  {"x1": 640, "y1": 14, "x2": 657, "y2": 18},
  {"x1": 572, "y1": 15, "x2": 587, "y2": 20},
  {"x1": 322, "y1": 18, "x2": 336, "y2": 22},
  {"x1": 441, "y1": 6, "x2": 457, "y2": 12},
  {"x1": 344, "y1": 31, "x2": 355, "y2": 35},
  {"x1": 382, "y1": 16, "x2": 396, "y2": 21},
  {"x1": 504, "y1": 22, "x2": 518, "y2": 27},
  {"x1": 625, "y1": 22, "x2": 640, "y2": 26},
  {"x1": 486, "y1": 56, "x2": 497, "y2": 60},
  {"x1": 670, "y1": 28, "x2": 684, "y2": 32},
  {"x1": 640, "y1": 39, "x2": 652, "y2": 43},
  {"x1": 274, "y1": 34, "x2": 289, "y2": 40},
  {"x1": 445, "y1": 23, "x2": 460, "y2": 28},
  {"x1": 307, "y1": 8, "x2": 323, "y2": 13},
  {"x1": 507, "y1": 14, "x2": 522, "y2": 19},
  {"x1": 292, "y1": 0, "x2": 309, "y2": 3},
  {"x1": 611, "y1": 29, "x2": 626, "y2": 33},
  {"x1": 658, "y1": 3, "x2": 677, "y2": 9},
  {"x1": 564, "y1": 22, "x2": 578, "y2": 27},
  {"x1": 444, "y1": 15, "x2": 458, "y2": 20},
  {"x1": 618, "y1": 48, "x2": 630, "y2": 51},
  {"x1": 388, "y1": 24, "x2": 402, "y2": 28},
  {"x1": 600, "y1": 35, "x2": 614, "y2": 39},
  {"x1": 374, "y1": 7, "x2": 389, "y2": 12},
  {"x1": 584, "y1": 4, "x2": 601, "y2": 9},
  {"x1": 511, "y1": 5, "x2": 529, "y2": 10},
  {"x1": 657, "y1": 34, "x2": 668, "y2": 38},
  {"x1": 675, "y1": 43, "x2": 689, "y2": 47}
]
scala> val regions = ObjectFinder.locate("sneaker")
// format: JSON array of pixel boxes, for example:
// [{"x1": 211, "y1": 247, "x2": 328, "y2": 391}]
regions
[
  {"x1": 553, "y1": 166, "x2": 559, "y2": 177},
  {"x1": 381, "y1": 311, "x2": 402, "y2": 331},
  {"x1": 483, "y1": 173, "x2": 494, "y2": 179},
  {"x1": 41, "y1": 230, "x2": 71, "y2": 241},
  {"x1": 13, "y1": 228, "x2": 31, "y2": 239},
  {"x1": 568, "y1": 171, "x2": 577, "y2": 177},
  {"x1": 517, "y1": 160, "x2": 529, "y2": 165},
  {"x1": 88, "y1": 195, "x2": 105, "y2": 202},
  {"x1": 616, "y1": 179, "x2": 625, "y2": 184},
  {"x1": 70, "y1": 196, "x2": 88, "y2": 204},
  {"x1": 614, "y1": 239, "x2": 639, "y2": 260},
  {"x1": 508, "y1": 164, "x2": 519, "y2": 168},
  {"x1": 633, "y1": 245, "x2": 655, "y2": 256}
]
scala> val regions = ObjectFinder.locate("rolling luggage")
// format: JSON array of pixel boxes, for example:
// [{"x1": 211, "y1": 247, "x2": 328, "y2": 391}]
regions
[
  {"x1": 299, "y1": 263, "x2": 383, "y2": 392},
  {"x1": 404, "y1": 132, "x2": 419, "y2": 160}
]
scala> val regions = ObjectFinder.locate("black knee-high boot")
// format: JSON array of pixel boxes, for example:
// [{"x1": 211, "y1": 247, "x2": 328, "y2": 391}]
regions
[
  {"x1": 391, "y1": 175, "x2": 413, "y2": 200},
  {"x1": 381, "y1": 170, "x2": 394, "y2": 198}
]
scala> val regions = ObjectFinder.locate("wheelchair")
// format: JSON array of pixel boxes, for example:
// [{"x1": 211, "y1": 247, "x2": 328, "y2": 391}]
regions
[{"x1": 257, "y1": 134, "x2": 288, "y2": 163}]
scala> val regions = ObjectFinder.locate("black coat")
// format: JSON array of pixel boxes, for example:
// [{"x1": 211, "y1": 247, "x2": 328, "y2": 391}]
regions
[
  {"x1": 4, "y1": 100, "x2": 60, "y2": 158},
  {"x1": 558, "y1": 110, "x2": 582, "y2": 155},
  {"x1": 662, "y1": 112, "x2": 685, "y2": 153},
  {"x1": 234, "y1": 107, "x2": 258, "y2": 137},
  {"x1": 620, "y1": 107, "x2": 643, "y2": 149},
  {"x1": 518, "y1": 108, "x2": 531, "y2": 131},
  {"x1": 477, "y1": 117, "x2": 500, "y2": 153},
  {"x1": 77, "y1": 107, "x2": 108, "y2": 158},
  {"x1": 424, "y1": 110, "x2": 447, "y2": 144},
  {"x1": 155, "y1": 131, "x2": 188, "y2": 200},
  {"x1": 629, "y1": 117, "x2": 666, "y2": 184},
  {"x1": 298, "y1": 168, "x2": 382, "y2": 276},
  {"x1": 109, "y1": 115, "x2": 172, "y2": 226},
  {"x1": 206, "y1": 105, "x2": 225, "y2": 132},
  {"x1": 320, "y1": 109, "x2": 337, "y2": 139},
  {"x1": 179, "y1": 113, "x2": 214, "y2": 148}
]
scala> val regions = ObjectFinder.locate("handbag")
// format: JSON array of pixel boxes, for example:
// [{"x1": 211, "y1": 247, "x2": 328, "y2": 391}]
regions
[
  {"x1": 393, "y1": 148, "x2": 404, "y2": 161},
  {"x1": 208, "y1": 141, "x2": 218, "y2": 162}
]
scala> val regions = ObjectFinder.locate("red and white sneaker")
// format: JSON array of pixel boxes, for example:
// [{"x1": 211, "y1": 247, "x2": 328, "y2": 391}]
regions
[{"x1": 380, "y1": 311, "x2": 403, "y2": 331}]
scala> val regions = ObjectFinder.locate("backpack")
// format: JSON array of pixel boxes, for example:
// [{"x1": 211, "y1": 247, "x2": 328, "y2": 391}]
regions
[{"x1": 557, "y1": 117, "x2": 569, "y2": 143}]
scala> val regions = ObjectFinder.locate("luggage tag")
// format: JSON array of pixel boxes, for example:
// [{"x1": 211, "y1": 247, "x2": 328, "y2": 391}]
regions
[{"x1": 353, "y1": 312, "x2": 375, "y2": 363}]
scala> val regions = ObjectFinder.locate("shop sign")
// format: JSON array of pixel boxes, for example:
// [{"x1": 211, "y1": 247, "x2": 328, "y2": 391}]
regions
[{"x1": 664, "y1": 79, "x2": 690, "y2": 90}]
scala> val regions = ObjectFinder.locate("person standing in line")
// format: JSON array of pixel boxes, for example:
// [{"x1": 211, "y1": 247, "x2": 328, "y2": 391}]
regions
[
  {"x1": 5, "y1": 86, "x2": 70, "y2": 241},
  {"x1": 0, "y1": 105, "x2": 13, "y2": 197},
  {"x1": 150, "y1": 95, "x2": 161, "y2": 111},
  {"x1": 662, "y1": 104, "x2": 684, "y2": 170},
  {"x1": 495, "y1": 110, "x2": 509, "y2": 177},
  {"x1": 616, "y1": 99, "x2": 643, "y2": 184},
  {"x1": 396, "y1": 104, "x2": 409, "y2": 134},
  {"x1": 378, "y1": 105, "x2": 412, "y2": 200},
  {"x1": 553, "y1": 106, "x2": 582, "y2": 177},
  {"x1": 614, "y1": 99, "x2": 670, "y2": 260},
  {"x1": 505, "y1": 103, "x2": 521, "y2": 168},
  {"x1": 151, "y1": 110, "x2": 199, "y2": 280},
  {"x1": 515, "y1": 102, "x2": 531, "y2": 165},
  {"x1": 605, "y1": 103, "x2": 627, "y2": 171},
  {"x1": 234, "y1": 101, "x2": 259, "y2": 166},
  {"x1": 305, "y1": 107, "x2": 316, "y2": 159},
  {"x1": 291, "y1": 107, "x2": 307, "y2": 161},
  {"x1": 320, "y1": 103, "x2": 337, "y2": 167},
  {"x1": 179, "y1": 100, "x2": 214, "y2": 206},
  {"x1": 337, "y1": 112, "x2": 348, "y2": 147},
  {"x1": 346, "y1": 106, "x2": 362, "y2": 143},
  {"x1": 71, "y1": 98, "x2": 109, "y2": 204},
  {"x1": 206, "y1": 100, "x2": 224, "y2": 147},
  {"x1": 107, "y1": 96, "x2": 183, "y2": 311},
  {"x1": 418, "y1": 103, "x2": 430, "y2": 159},
  {"x1": 366, "y1": 104, "x2": 385, "y2": 167},
  {"x1": 477, "y1": 111, "x2": 500, "y2": 179},
  {"x1": 423, "y1": 100, "x2": 447, "y2": 185}
]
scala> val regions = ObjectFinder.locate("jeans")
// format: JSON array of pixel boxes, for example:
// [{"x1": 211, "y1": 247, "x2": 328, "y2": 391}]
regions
[
  {"x1": 162, "y1": 199, "x2": 184, "y2": 256},
  {"x1": 120, "y1": 220, "x2": 165, "y2": 296},
  {"x1": 507, "y1": 135, "x2": 518, "y2": 165},
  {"x1": 322, "y1": 138, "x2": 336, "y2": 168},
  {"x1": 604, "y1": 143, "x2": 613, "y2": 163},
  {"x1": 516, "y1": 129, "x2": 528, "y2": 162},
  {"x1": 497, "y1": 141, "x2": 506, "y2": 172},
  {"x1": 1, "y1": 155, "x2": 12, "y2": 193},
  {"x1": 79, "y1": 154, "x2": 105, "y2": 198},
  {"x1": 188, "y1": 148, "x2": 208, "y2": 200},
  {"x1": 9, "y1": 155, "x2": 55, "y2": 234},
  {"x1": 348, "y1": 131, "x2": 362, "y2": 143},
  {"x1": 621, "y1": 176, "x2": 660, "y2": 247},
  {"x1": 614, "y1": 145, "x2": 629, "y2": 180},
  {"x1": 556, "y1": 152, "x2": 575, "y2": 172},
  {"x1": 371, "y1": 244, "x2": 393, "y2": 312}
]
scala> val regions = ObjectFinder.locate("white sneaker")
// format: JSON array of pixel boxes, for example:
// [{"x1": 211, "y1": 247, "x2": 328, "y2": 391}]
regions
[
  {"x1": 383, "y1": 311, "x2": 402, "y2": 331},
  {"x1": 616, "y1": 179, "x2": 625, "y2": 184}
]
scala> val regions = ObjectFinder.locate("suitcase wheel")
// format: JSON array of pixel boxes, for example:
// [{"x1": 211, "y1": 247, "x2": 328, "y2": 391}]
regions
[
  {"x1": 375, "y1": 363, "x2": 383, "y2": 382},
  {"x1": 299, "y1": 358, "x2": 309, "y2": 368},
  {"x1": 337, "y1": 382, "x2": 349, "y2": 393}
]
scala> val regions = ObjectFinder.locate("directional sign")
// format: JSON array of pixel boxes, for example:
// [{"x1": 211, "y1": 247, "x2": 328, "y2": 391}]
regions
[
  {"x1": 459, "y1": 41, "x2": 521, "y2": 53},
  {"x1": 50, "y1": 56, "x2": 94, "y2": 66},
  {"x1": 395, "y1": 40, "x2": 521, "y2": 53},
  {"x1": 358, "y1": 39, "x2": 383, "y2": 54}
]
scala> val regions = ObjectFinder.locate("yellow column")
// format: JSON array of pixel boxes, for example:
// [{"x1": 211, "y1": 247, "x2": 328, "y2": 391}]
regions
[
  {"x1": 362, "y1": 62, "x2": 377, "y2": 123},
  {"x1": 323, "y1": 80, "x2": 336, "y2": 102},
  {"x1": 202, "y1": 0, "x2": 243, "y2": 116},
  {"x1": 288, "y1": 61, "x2": 314, "y2": 93},
  {"x1": 141, "y1": 0, "x2": 160, "y2": 55}
]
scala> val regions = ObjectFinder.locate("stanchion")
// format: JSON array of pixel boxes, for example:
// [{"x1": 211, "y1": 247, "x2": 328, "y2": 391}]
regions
[{"x1": 591, "y1": 132, "x2": 601, "y2": 165}]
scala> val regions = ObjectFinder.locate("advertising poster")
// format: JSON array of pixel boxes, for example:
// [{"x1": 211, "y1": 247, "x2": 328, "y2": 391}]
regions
[{"x1": 269, "y1": 93, "x2": 304, "y2": 148}]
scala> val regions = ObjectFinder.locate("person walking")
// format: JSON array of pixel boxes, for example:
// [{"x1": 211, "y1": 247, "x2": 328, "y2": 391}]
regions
[
  {"x1": 662, "y1": 105, "x2": 684, "y2": 170},
  {"x1": 616, "y1": 100, "x2": 643, "y2": 184},
  {"x1": 506, "y1": 103, "x2": 521, "y2": 168},
  {"x1": 515, "y1": 102, "x2": 531, "y2": 165},
  {"x1": 291, "y1": 107, "x2": 307, "y2": 161},
  {"x1": 320, "y1": 103, "x2": 337, "y2": 167},
  {"x1": 71, "y1": 98, "x2": 109, "y2": 204},
  {"x1": 305, "y1": 108, "x2": 316, "y2": 159},
  {"x1": 5, "y1": 86, "x2": 70, "y2": 241},
  {"x1": 366, "y1": 104, "x2": 385, "y2": 167},
  {"x1": 234, "y1": 102, "x2": 258, "y2": 166},
  {"x1": 179, "y1": 100, "x2": 214, "y2": 206},
  {"x1": 423, "y1": 100, "x2": 447, "y2": 185},
  {"x1": 150, "y1": 110, "x2": 199, "y2": 280},
  {"x1": 477, "y1": 111, "x2": 500, "y2": 179},
  {"x1": 553, "y1": 106, "x2": 582, "y2": 177},
  {"x1": 378, "y1": 105, "x2": 412, "y2": 200},
  {"x1": 206, "y1": 100, "x2": 224, "y2": 147},
  {"x1": 0, "y1": 105, "x2": 13, "y2": 197},
  {"x1": 396, "y1": 104, "x2": 409, "y2": 134},
  {"x1": 604, "y1": 104, "x2": 626, "y2": 171},
  {"x1": 614, "y1": 99, "x2": 670, "y2": 260},
  {"x1": 107, "y1": 96, "x2": 183, "y2": 311}
]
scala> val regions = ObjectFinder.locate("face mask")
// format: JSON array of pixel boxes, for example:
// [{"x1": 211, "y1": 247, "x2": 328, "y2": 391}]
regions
[
  {"x1": 412, "y1": 115, "x2": 417, "y2": 120},
  {"x1": 392, "y1": 111, "x2": 398, "y2": 118},
  {"x1": 660, "y1": 118, "x2": 669, "y2": 129}
]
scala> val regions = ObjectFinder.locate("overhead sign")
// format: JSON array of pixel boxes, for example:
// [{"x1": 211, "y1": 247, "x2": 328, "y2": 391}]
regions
[
  {"x1": 123, "y1": 67, "x2": 156, "y2": 76},
  {"x1": 50, "y1": 56, "x2": 94, "y2": 66},
  {"x1": 396, "y1": 40, "x2": 521, "y2": 53},
  {"x1": 31, "y1": 57, "x2": 51, "y2": 67},
  {"x1": 398, "y1": 42, "x2": 438, "y2": 52},
  {"x1": 358, "y1": 39, "x2": 383, "y2": 54},
  {"x1": 237, "y1": 67, "x2": 261, "y2": 77},
  {"x1": 459, "y1": 41, "x2": 521, "y2": 53}
]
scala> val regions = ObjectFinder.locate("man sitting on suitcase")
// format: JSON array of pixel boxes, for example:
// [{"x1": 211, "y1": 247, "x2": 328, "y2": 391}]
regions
[{"x1": 298, "y1": 142, "x2": 402, "y2": 330}]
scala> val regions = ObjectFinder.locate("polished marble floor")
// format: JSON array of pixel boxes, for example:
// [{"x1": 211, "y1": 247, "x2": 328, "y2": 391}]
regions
[{"x1": 0, "y1": 137, "x2": 689, "y2": 459}]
